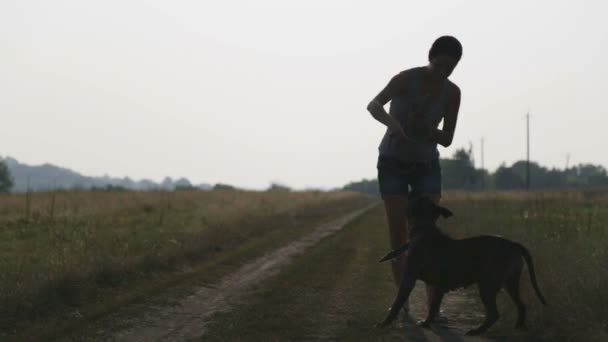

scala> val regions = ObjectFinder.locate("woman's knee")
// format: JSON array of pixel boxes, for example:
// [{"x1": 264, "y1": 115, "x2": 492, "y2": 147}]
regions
[
  {"x1": 382, "y1": 194, "x2": 409, "y2": 212},
  {"x1": 382, "y1": 195, "x2": 409, "y2": 244},
  {"x1": 382, "y1": 196, "x2": 408, "y2": 224}
]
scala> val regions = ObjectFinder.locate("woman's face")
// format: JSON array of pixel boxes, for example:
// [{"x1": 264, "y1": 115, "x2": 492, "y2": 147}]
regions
[{"x1": 429, "y1": 55, "x2": 459, "y2": 79}]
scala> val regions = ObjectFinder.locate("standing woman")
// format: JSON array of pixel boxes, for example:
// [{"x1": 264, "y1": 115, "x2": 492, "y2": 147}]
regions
[{"x1": 366, "y1": 36, "x2": 462, "y2": 311}]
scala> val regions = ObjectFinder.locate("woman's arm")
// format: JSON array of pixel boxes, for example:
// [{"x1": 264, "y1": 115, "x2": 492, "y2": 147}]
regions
[
  {"x1": 429, "y1": 84, "x2": 461, "y2": 147},
  {"x1": 367, "y1": 72, "x2": 410, "y2": 141}
]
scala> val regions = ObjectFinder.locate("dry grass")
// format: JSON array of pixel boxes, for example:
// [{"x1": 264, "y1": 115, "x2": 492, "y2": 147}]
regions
[
  {"x1": 442, "y1": 189, "x2": 608, "y2": 340},
  {"x1": 0, "y1": 189, "x2": 370, "y2": 336},
  {"x1": 3, "y1": 188, "x2": 604, "y2": 340},
  {"x1": 201, "y1": 190, "x2": 608, "y2": 341}
]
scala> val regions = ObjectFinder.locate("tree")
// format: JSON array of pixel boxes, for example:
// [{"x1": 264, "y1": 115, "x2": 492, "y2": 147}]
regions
[
  {"x1": 267, "y1": 182, "x2": 291, "y2": 192},
  {"x1": 174, "y1": 177, "x2": 195, "y2": 191},
  {"x1": 0, "y1": 160, "x2": 14, "y2": 193},
  {"x1": 573, "y1": 164, "x2": 608, "y2": 187},
  {"x1": 213, "y1": 183, "x2": 237, "y2": 191},
  {"x1": 441, "y1": 148, "x2": 483, "y2": 189},
  {"x1": 493, "y1": 164, "x2": 525, "y2": 190}
]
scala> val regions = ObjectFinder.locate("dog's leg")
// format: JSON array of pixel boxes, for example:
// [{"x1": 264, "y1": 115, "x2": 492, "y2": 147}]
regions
[
  {"x1": 467, "y1": 285, "x2": 500, "y2": 335},
  {"x1": 505, "y1": 271, "x2": 526, "y2": 330},
  {"x1": 377, "y1": 276, "x2": 416, "y2": 327},
  {"x1": 419, "y1": 287, "x2": 444, "y2": 328}
]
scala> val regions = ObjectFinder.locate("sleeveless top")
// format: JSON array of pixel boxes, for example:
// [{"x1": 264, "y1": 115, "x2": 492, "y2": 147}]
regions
[{"x1": 378, "y1": 67, "x2": 449, "y2": 162}]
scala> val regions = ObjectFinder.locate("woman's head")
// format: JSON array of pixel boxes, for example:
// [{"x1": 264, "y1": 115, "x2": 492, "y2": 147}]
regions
[{"x1": 428, "y1": 36, "x2": 462, "y2": 79}]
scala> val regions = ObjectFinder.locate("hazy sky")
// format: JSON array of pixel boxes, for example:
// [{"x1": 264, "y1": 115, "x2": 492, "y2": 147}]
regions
[{"x1": 1, "y1": 1, "x2": 606, "y2": 190}]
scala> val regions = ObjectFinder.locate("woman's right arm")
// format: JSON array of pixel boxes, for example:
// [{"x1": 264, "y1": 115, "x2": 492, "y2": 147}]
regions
[{"x1": 367, "y1": 72, "x2": 410, "y2": 141}]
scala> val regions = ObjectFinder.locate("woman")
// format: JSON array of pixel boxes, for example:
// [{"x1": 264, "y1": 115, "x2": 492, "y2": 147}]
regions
[{"x1": 366, "y1": 36, "x2": 462, "y2": 312}]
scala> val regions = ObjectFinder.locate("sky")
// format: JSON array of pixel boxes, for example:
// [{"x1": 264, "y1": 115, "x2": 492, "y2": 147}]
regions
[{"x1": 1, "y1": 0, "x2": 607, "y2": 190}]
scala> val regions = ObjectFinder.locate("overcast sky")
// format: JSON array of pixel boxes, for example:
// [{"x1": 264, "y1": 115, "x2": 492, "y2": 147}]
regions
[{"x1": 1, "y1": 0, "x2": 606, "y2": 190}]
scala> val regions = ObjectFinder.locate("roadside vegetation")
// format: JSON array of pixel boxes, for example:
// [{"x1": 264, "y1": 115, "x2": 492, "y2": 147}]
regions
[{"x1": 0, "y1": 189, "x2": 372, "y2": 340}]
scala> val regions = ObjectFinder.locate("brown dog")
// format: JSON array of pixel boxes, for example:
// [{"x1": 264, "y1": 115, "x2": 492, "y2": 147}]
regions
[{"x1": 377, "y1": 197, "x2": 546, "y2": 335}]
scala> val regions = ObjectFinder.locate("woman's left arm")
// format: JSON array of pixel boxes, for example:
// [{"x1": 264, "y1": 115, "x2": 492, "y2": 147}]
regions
[{"x1": 429, "y1": 84, "x2": 461, "y2": 147}]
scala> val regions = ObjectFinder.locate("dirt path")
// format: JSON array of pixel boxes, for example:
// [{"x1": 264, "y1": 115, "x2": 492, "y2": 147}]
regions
[
  {"x1": 61, "y1": 204, "x2": 526, "y2": 341},
  {"x1": 200, "y1": 205, "x2": 525, "y2": 341}
]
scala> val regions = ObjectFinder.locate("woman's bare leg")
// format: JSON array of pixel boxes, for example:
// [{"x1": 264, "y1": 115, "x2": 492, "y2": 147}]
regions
[
  {"x1": 382, "y1": 194, "x2": 411, "y2": 312},
  {"x1": 424, "y1": 194, "x2": 445, "y2": 319},
  {"x1": 381, "y1": 194, "x2": 409, "y2": 289}
]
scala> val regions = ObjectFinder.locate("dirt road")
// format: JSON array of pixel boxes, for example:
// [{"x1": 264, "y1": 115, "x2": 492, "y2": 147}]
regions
[{"x1": 61, "y1": 204, "x2": 526, "y2": 341}]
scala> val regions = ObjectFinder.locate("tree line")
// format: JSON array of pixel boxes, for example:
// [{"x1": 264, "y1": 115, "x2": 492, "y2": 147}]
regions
[
  {"x1": 3, "y1": 151, "x2": 608, "y2": 195},
  {"x1": 343, "y1": 148, "x2": 608, "y2": 196}
]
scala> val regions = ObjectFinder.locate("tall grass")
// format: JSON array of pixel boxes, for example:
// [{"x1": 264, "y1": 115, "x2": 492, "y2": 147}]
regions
[
  {"x1": 442, "y1": 190, "x2": 608, "y2": 340},
  {"x1": 0, "y1": 189, "x2": 370, "y2": 334}
]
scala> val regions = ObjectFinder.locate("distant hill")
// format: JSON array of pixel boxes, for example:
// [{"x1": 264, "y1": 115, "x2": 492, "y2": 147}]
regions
[{"x1": 0, "y1": 156, "x2": 212, "y2": 193}]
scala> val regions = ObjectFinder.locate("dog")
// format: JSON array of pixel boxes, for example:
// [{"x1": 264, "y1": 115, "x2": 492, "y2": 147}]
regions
[{"x1": 377, "y1": 197, "x2": 547, "y2": 335}]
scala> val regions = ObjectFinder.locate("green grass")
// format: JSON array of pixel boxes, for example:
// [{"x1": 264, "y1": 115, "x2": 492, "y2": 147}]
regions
[
  {"x1": 442, "y1": 191, "x2": 608, "y2": 341},
  {"x1": 4, "y1": 189, "x2": 606, "y2": 341},
  {"x1": 0, "y1": 189, "x2": 372, "y2": 340},
  {"x1": 201, "y1": 190, "x2": 608, "y2": 341}
]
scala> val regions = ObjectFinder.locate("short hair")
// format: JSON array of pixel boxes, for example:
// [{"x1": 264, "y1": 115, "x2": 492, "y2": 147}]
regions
[{"x1": 428, "y1": 36, "x2": 463, "y2": 62}]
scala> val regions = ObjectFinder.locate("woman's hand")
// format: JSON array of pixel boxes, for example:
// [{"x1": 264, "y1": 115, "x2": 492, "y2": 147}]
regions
[
  {"x1": 367, "y1": 100, "x2": 411, "y2": 143},
  {"x1": 387, "y1": 119, "x2": 410, "y2": 142}
]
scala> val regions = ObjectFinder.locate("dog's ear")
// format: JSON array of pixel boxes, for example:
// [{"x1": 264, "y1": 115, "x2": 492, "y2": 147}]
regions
[{"x1": 438, "y1": 206, "x2": 453, "y2": 218}]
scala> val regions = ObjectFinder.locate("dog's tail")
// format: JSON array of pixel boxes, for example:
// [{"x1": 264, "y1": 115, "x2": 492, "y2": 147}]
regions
[
  {"x1": 379, "y1": 243, "x2": 410, "y2": 263},
  {"x1": 517, "y1": 243, "x2": 547, "y2": 305}
]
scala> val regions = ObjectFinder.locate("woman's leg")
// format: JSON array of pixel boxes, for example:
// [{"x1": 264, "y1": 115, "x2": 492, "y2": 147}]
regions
[
  {"x1": 424, "y1": 194, "x2": 444, "y2": 318},
  {"x1": 381, "y1": 194, "x2": 409, "y2": 288},
  {"x1": 377, "y1": 155, "x2": 411, "y2": 312}
]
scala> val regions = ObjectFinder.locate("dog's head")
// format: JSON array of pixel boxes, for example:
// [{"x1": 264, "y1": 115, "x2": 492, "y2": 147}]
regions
[{"x1": 406, "y1": 197, "x2": 453, "y2": 224}]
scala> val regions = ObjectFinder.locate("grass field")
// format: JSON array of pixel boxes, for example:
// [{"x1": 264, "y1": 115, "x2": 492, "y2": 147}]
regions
[
  {"x1": 201, "y1": 190, "x2": 608, "y2": 341},
  {"x1": 0, "y1": 189, "x2": 372, "y2": 340},
  {"x1": 2, "y1": 189, "x2": 607, "y2": 341},
  {"x1": 442, "y1": 190, "x2": 608, "y2": 341}
]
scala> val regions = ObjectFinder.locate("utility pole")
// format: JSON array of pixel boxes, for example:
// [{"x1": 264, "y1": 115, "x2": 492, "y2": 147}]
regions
[
  {"x1": 468, "y1": 141, "x2": 474, "y2": 167},
  {"x1": 481, "y1": 138, "x2": 485, "y2": 170},
  {"x1": 480, "y1": 137, "x2": 485, "y2": 189},
  {"x1": 526, "y1": 111, "x2": 530, "y2": 191}
]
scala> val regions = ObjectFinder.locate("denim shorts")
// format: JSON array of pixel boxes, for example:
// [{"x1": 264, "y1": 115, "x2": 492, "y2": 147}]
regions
[{"x1": 377, "y1": 155, "x2": 442, "y2": 198}]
